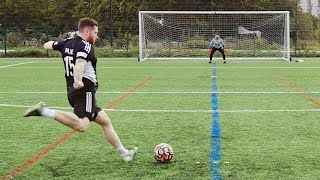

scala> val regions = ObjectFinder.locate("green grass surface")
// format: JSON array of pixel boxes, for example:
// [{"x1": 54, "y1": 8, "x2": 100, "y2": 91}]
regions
[{"x1": 1, "y1": 58, "x2": 320, "y2": 179}]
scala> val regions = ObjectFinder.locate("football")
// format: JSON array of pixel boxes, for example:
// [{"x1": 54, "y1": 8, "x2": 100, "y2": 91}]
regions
[{"x1": 153, "y1": 143, "x2": 174, "y2": 163}]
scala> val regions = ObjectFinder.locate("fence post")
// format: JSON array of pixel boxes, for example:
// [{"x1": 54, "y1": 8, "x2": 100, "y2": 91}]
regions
[
  {"x1": 45, "y1": 0, "x2": 49, "y2": 56},
  {"x1": 295, "y1": 0, "x2": 298, "y2": 56},
  {"x1": 88, "y1": 1, "x2": 91, "y2": 17},
  {"x1": 253, "y1": 0, "x2": 256, "y2": 57},
  {"x1": 126, "y1": 2, "x2": 129, "y2": 54},
  {"x1": 109, "y1": 0, "x2": 113, "y2": 48},
  {"x1": 2, "y1": 0, "x2": 7, "y2": 57}
]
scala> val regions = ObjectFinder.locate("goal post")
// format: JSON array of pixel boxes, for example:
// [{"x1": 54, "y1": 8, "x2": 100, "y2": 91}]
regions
[{"x1": 139, "y1": 11, "x2": 290, "y2": 62}]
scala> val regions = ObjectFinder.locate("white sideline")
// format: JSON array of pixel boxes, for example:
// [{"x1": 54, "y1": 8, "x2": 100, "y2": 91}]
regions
[
  {"x1": 0, "y1": 62, "x2": 34, "y2": 68},
  {"x1": 7, "y1": 66, "x2": 320, "y2": 69},
  {"x1": 1, "y1": 103, "x2": 320, "y2": 113},
  {"x1": 1, "y1": 91, "x2": 320, "y2": 94},
  {"x1": 105, "y1": 109, "x2": 320, "y2": 113}
]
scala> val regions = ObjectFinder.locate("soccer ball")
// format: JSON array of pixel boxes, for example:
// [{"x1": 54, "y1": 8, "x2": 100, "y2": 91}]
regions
[{"x1": 154, "y1": 143, "x2": 174, "y2": 163}]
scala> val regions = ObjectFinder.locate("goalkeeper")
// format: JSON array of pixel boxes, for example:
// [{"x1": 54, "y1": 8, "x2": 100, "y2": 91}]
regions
[{"x1": 209, "y1": 34, "x2": 226, "y2": 64}]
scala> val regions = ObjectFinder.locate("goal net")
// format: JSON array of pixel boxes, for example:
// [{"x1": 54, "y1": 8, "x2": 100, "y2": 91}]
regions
[{"x1": 139, "y1": 11, "x2": 290, "y2": 62}]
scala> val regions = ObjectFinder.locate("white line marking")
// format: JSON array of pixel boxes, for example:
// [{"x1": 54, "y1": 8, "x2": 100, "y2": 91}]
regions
[
  {"x1": 0, "y1": 104, "x2": 73, "y2": 110},
  {"x1": 4, "y1": 66, "x2": 320, "y2": 69},
  {"x1": 0, "y1": 104, "x2": 30, "y2": 108},
  {"x1": 217, "y1": 67, "x2": 320, "y2": 69},
  {"x1": 0, "y1": 91, "x2": 66, "y2": 94},
  {"x1": 6, "y1": 66, "x2": 320, "y2": 69},
  {"x1": 0, "y1": 66, "x2": 212, "y2": 69},
  {"x1": 107, "y1": 109, "x2": 320, "y2": 113},
  {"x1": 104, "y1": 109, "x2": 212, "y2": 113},
  {"x1": 1, "y1": 103, "x2": 320, "y2": 113},
  {"x1": 99, "y1": 67, "x2": 209, "y2": 69},
  {"x1": 221, "y1": 109, "x2": 320, "y2": 113},
  {"x1": 0, "y1": 62, "x2": 34, "y2": 68},
  {"x1": 1, "y1": 91, "x2": 320, "y2": 94}
]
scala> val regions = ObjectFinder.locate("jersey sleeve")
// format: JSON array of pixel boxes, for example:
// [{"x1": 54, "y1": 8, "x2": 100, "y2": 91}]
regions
[
  {"x1": 52, "y1": 41, "x2": 64, "y2": 51},
  {"x1": 76, "y1": 41, "x2": 94, "y2": 62},
  {"x1": 52, "y1": 38, "x2": 72, "y2": 52}
]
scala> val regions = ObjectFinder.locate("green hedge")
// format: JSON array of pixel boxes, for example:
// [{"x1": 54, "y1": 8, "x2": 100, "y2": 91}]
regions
[{"x1": 1, "y1": 46, "x2": 320, "y2": 58}]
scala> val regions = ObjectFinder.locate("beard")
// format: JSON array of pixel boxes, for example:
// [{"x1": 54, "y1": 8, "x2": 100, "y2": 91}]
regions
[{"x1": 87, "y1": 35, "x2": 95, "y2": 44}]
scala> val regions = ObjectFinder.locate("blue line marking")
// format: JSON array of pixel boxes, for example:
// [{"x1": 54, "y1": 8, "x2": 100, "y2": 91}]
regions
[{"x1": 210, "y1": 62, "x2": 222, "y2": 180}]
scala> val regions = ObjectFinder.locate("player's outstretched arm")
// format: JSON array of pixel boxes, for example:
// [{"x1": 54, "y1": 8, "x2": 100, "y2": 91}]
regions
[{"x1": 43, "y1": 41, "x2": 55, "y2": 49}]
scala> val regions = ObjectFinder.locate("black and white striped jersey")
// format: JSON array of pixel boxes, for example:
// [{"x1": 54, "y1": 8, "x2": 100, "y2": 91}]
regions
[{"x1": 52, "y1": 36, "x2": 98, "y2": 87}]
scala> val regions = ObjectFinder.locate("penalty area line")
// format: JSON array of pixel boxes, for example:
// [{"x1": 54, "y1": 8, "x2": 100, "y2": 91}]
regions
[
  {"x1": 278, "y1": 77, "x2": 320, "y2": 107},
  {"x1": 0, "y1": 62, "x2": 34, "y2": 69},
  {"x1": 8, "y1": 66, "x2": 320, "y2": 69},
  {"x1": 4, "y1": 91, "x2": 320, "y2": 94},
  {"x1": 0, "y1": 103, "x2": 320, "y2": 113}
]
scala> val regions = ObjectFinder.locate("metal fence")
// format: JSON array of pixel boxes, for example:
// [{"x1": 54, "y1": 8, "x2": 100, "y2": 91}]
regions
[{"x1": 0, "y1": 0, "x2": 318, "y2": 58}]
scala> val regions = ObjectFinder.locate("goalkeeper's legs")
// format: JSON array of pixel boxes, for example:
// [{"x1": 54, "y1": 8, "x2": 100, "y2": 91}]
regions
[
  {"x1": 209, "y1": 48, "x2": 216, "y2": 63},
  {"x1": 218, "y1": 48, "x2": 226, "y2": 63}
]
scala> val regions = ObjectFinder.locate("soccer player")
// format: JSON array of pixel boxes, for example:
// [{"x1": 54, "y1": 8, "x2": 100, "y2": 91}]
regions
[
  {"x1": 209, "y1": 34, "x2": 226, "y2": 64},
  {"x1": 24, "y1": 17, "x2": 137, "y2": 162}
]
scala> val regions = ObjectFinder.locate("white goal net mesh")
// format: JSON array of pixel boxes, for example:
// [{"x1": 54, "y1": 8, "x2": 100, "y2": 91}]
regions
[{"x1": 139, "y1": 11, "x2": 290, "y2": 61}]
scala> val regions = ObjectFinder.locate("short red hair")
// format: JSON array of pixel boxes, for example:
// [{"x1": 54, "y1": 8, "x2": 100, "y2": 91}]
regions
[{"x1": 78, "y1": 17, "x2": 98, "y2": 32}]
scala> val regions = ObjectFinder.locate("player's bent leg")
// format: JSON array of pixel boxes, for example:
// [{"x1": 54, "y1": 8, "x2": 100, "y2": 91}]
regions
[
  {"x1": 24, "y1": 102, "x2": 91, "y2": 132},
  {"x1": 94, "y1": 110, "x2": 123, "y2": 149},
  {"x1": 94, "y1": 110, "x2": 138, "y2": 162},
  {"x1": 54, "y1": 111, "x2": 91, "y2": 132}
]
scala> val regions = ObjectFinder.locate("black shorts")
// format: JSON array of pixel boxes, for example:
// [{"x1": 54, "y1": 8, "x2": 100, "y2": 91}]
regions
[{"x1": 67, "y1": 79, "x2": 101, "y2": 121}]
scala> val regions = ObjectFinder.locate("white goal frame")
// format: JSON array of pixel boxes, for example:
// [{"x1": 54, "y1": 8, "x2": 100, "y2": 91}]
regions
[{"x1": 139, "y1": 11, "x2": 290, "y2": 62}]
